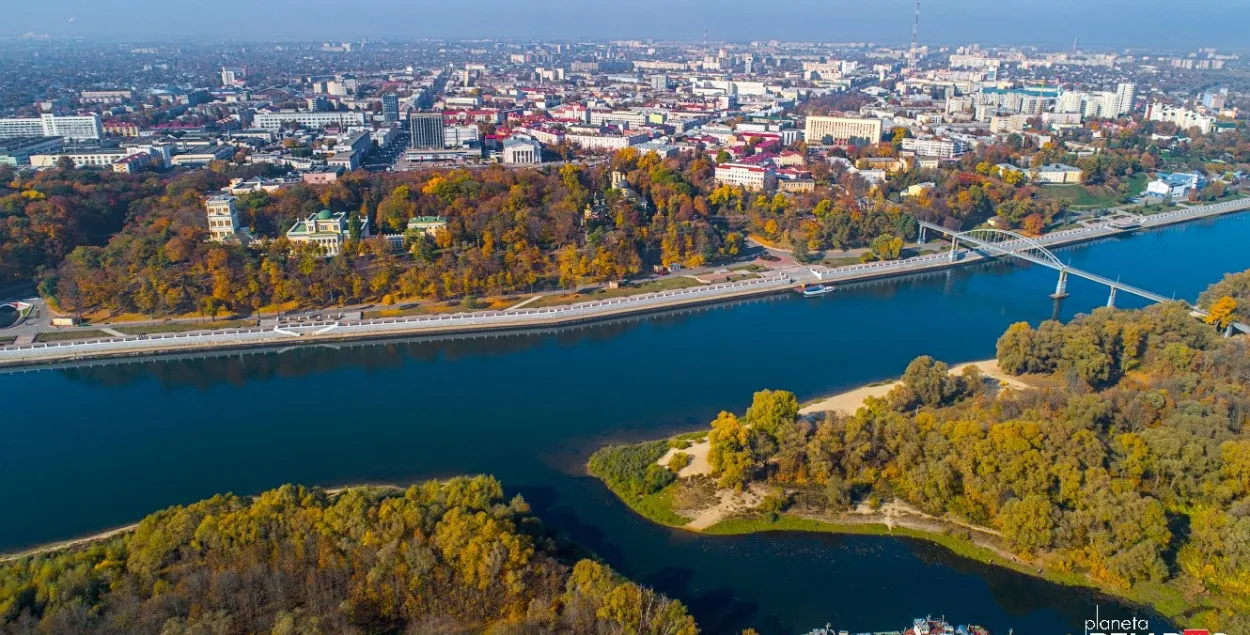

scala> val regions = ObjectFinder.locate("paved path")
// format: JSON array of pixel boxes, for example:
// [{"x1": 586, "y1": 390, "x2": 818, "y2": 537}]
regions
[
  {"x1": 504, "y1": 295, "x2": 541, "y2": 312},
  {"x1": 99, "y1": 327, "x2": 127, "y2": 338}
]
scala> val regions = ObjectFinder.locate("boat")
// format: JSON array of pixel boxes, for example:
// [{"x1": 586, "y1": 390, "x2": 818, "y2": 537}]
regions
[
  {"x1": 801, "y1": 616, "x2": 991, "y2": 635},
  {"x1": 797, "y1": 283, "x2": 835, "y2": 297}
]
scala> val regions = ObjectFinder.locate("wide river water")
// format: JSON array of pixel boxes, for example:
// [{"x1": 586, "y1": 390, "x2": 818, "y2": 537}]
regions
[{"x1": 4, "y1": 214, "x2": 1249, "y2": 634}]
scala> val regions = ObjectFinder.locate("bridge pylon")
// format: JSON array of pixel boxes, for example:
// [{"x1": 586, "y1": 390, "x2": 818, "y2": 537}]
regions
[
  {"x1": 1107, "y1": 286, "x2": 1117, "y2": 308},
  {"x1": 1050, "y1": 270, "x2": 1070, "y2": 300}
]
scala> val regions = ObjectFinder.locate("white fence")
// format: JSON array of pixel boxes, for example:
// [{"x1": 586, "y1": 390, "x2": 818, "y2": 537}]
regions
[{"x1": 0, "y1": 275, "x2": 793, "y2": 364}]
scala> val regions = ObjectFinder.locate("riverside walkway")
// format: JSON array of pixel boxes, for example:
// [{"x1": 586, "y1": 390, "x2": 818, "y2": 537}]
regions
[{"x1": 2, "y1": 197, "x2": 1247, "y2": 368}]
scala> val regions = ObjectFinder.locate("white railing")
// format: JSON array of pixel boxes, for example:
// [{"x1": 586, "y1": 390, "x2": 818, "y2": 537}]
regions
[{"x1": 0, "y1": 275, "x2": 793, "y2": 362}]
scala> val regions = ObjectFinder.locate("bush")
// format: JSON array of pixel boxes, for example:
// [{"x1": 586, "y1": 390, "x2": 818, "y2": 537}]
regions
[
  {"x1": 667, "y1": 452, "x2": 693, "y2": 473},
  {"x1": 588, "y1": 441, "x2": 675, "y2": 498}
]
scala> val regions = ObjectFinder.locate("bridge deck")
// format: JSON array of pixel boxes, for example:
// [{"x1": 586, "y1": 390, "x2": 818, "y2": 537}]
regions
[{"x1": 917, "y1": 221, "x2": 1184, "y2": 306}]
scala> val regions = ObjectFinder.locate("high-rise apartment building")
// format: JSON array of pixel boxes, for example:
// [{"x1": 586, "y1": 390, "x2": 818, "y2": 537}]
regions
[
  {"x1": 1115, "y1": 82, "x2": 1136, "y2": 115},
  {"x1": 409, "y1": 112, "x2": 445, "y2": 149},
  {"x1": 221, "y1": 66, "x2": 245, "y2": 87},
  {"x1": 0, "y1": 114, "x2": 103, "y2": 142},
  {"x1": 382, "y1": 93, "x2": 400, "y2": 123}
]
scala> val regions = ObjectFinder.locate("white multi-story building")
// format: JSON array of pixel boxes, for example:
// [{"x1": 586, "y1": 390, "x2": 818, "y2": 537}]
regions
[
  {"x1": 901, "y1": 137, "x2": 969, "y2": 159},
  {"x1": 565, "y1": 132, "x2": 649, "y2": 151},
  {"x1": 79, "y1": 90, "x2": 133, "y2": 104},
  {"x1": 803, "y1": 116, "x2": 883, "y2": 145},
  {"x1": 1146, "y1": 101, "x2": 1215, "y2": 135},
  {"x1": 501, "y1": 135, "x2": 542, "y2": 164},
  {"x1": 444, "y1": 125, "x2": 480, "y2": 148},
  {"x1": 221, "y1": 66, "x2": 245, "y2": 87},
  {"x1": 205, "y1": 195, "x2": 246, "y2": 242},
  {"x1": 30, "y1": 147, "x2": 139, "y2": 168},
  {"x1": 0, "y1": 114, "x2": 103, "y2": 142},
  {"x1": 714, "y1": 163, "x2": 775, "y2": 191},
  {"x1": 1115, "y1": 82, "x2": 1136, "y2": 115},
  {"x1": 253, "y1": 111, "x2": 367, "y2": 131}
]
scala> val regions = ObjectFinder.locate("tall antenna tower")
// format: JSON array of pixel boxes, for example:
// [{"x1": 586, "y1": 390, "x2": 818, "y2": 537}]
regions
[{"x1": 908, "y1": 0, "x2": 921, "y2": 69}]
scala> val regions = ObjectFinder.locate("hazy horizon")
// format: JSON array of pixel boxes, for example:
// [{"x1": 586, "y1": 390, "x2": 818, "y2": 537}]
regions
[{"x1": 6, "y1": 0, "x2": 1249, "y2": 50}]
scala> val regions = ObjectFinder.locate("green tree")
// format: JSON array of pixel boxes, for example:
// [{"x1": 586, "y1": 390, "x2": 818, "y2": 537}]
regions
[{"x1": 745, "y1": 389, "x2": 799, "y2": 440}]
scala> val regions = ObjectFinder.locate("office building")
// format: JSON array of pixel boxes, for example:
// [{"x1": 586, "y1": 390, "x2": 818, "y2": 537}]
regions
[
  {"x1": 253, "y1": 111, "x2": 367, "y2": 131},
  {"x1": 804, "y1": 116, "x2": 883, "y2": 145},
  {"x1": 444, "y1": 125, "x2": 479, "y2": 148},
  {"x1": 714, "y1": 163, "x2": 775, "y2": 191},
  {"x1": 0, "y1": 114, "x2": 103, "y2": 142},
  {"x1": 409, "y1": 112, "x2": 445, "y2": 149},
  {"x1": 564, "y1": 132, "x2": 649, "y2": 151},
  {"x1": 382, "y1": 93, "x2": 400, "y2": 123},
  {"x1": 901, "y1": 137, "x2": 969, "y2": 159},
  {"x1": 501, "y1": 135, "x2": 542, "y2": 164},
  {"x1": 650, "y1": 74, "x2": 669, "y2": 91}
]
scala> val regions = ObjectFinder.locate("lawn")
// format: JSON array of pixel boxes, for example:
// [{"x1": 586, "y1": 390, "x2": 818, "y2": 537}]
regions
[
  {"x1": 1037, "y1": 174, "x2": 1148, "y2": 210},
  {"x1": 531, "y1": 277, "x2": 705, "y2": 308},
  {"x1": 112, "y1": 319, "x2": 257, "y2": 336},
  {"x1": 364, "y1": 297, "x2": 516, "y2": 319},
  {"x1": 35, "y1": 329, "x2": 110, "y2": 343},
  {"x1": 0, "y1": 336, "x2": 14, "y2": 346}
]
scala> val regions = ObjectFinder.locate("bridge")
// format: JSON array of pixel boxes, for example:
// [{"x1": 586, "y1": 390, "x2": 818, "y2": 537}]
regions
[{"x1": 917, "y1": 221, "x2": 1179, "y2": 307}]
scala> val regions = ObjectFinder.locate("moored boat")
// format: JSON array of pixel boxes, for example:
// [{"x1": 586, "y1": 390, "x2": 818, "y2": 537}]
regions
[{"x1": 797, "y1": 283, "x2": 835, "y2": 297}]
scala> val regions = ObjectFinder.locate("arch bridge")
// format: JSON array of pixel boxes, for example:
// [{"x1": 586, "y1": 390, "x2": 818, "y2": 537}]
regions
[{"x1": 917, "y1": 221, "x2": 1175, "y2": 307}]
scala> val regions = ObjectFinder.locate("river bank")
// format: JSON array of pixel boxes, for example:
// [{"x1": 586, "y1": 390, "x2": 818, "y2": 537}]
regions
[
  {"x1": 588, "y1": 357, "x2": 1198, "y2": 628},
  {"x1": 2, "y1": 197, "x2": 1246, "y2": 370},
  {"x1": 0, "y1": 482, "x2": 406, "y2": 563}
]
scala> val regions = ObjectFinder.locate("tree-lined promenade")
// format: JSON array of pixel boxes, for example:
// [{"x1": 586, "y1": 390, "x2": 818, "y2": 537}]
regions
[{"x1": 6, "y1": 120, "x2": 1247, "y2": 323}]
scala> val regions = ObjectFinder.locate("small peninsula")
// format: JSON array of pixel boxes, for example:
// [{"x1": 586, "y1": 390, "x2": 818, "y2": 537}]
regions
[{"x1": 589, "y1": 270, "x2": 1250, "y2": 634}]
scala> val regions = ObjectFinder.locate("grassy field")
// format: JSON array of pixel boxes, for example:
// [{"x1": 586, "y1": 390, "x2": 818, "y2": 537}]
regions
[
  {"x1": 0, "y1": 336, "x2": 14, "y2": 346},
  {"x1": 35, "y1": 329, "x2": 110, "y2": 343},
  {"x1": 113, "y1": 319, "x2": 257, "y2": 336},
  {"x1": 364, "y1": 297, "x2": 516, "y2": 319},
  {"x1": 531, "y1": 277, "x2": 705, "y2": 308},
  {"x1": 1037, "y1": 174, "x2": 1148, "y2": 210}
]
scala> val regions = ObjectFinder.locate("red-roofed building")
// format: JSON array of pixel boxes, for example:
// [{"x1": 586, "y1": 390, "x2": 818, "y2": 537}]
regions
[{"x1": 715, "y1": 162, "x2": 775, "y2": 191}]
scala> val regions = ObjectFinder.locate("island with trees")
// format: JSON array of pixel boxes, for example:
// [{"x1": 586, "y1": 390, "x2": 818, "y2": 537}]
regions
[
  {"x1": 588, "y1": 271, "x2": 1250, "y2": 633},
  {"x1": 0, "y1": 476, "x2": 731, "y2": 635}
]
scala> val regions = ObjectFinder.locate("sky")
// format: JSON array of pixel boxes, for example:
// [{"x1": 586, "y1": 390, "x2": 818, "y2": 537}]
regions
[{"x1": 5, "y1": 0, "x2": 1249, "y2": 50}]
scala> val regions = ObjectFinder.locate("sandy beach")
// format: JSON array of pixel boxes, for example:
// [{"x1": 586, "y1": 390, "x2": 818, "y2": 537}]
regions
[
  {"x1": 799, "y1": 359, "x2": 1030, "y2": 415},
  {"x1": 655, "y1": 359, "x2": 1033, "y2": 531}
]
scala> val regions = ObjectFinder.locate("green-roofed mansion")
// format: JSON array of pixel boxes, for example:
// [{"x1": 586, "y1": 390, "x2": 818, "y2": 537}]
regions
[
  {"x1": 285, "y1": 209, "x2": 448, "y2": 257},
  {"x1": 286, "y1": 209, "x2": 367, "y2": 257}
]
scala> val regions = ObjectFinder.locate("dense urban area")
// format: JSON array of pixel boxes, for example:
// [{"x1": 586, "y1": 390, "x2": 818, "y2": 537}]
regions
[
  {"x1": 2, "y1": 32, "x2": 1250, "y2": 635},
  {"x1": 1, "y1": 38, "x2": 1248, "y2": 344}
]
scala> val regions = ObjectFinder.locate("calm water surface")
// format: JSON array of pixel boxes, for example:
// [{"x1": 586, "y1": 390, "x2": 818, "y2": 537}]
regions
[{"x1": 4, "y1": 215, "x2": 1248, "y2": 634}]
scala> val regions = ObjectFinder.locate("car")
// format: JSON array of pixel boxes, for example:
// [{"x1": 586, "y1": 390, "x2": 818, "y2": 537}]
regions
[{"x1": 759, "y1": 253, "x2": 781, "y2": 262}]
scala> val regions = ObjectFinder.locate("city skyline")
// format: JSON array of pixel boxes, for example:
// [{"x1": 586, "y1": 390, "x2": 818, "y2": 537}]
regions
[{"x1": 7, "y1": 0, "x2": 1250, "y2": 50}]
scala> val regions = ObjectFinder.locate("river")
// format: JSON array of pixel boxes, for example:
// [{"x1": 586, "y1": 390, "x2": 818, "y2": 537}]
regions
[{"x1": 3, "y1": 213, "x2": 1248, "y2": 634}]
